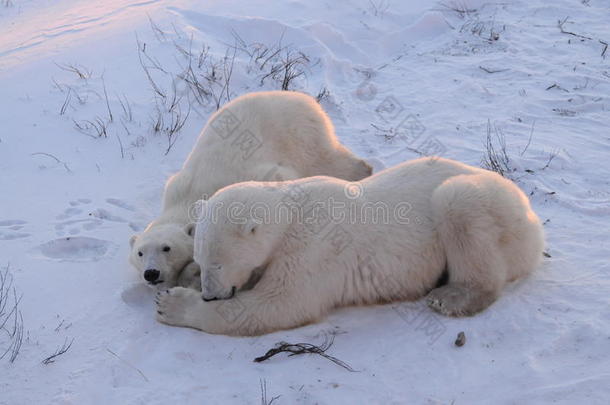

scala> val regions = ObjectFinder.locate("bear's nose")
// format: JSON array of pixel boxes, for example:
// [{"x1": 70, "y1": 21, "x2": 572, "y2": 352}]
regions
[{"x1": 144, "y1": 269, "x2": 160, "y2": 282}]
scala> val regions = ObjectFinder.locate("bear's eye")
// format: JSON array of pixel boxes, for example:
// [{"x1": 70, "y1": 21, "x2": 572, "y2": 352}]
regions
[
  {"x1": 162, "y1": 246, "x2": 171, "y2": 252},
  {"x1": 138, "y1": 251, "x2": 143, "y2": 257}
]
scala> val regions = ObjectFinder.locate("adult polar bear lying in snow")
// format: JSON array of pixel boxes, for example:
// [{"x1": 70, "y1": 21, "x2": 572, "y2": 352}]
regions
[
  {"x1": 129, "y1": 91, "x2": 372, "y2": 290},
  {"x1": 155, "y1": 157, "x2": 544, "y2": 336}
]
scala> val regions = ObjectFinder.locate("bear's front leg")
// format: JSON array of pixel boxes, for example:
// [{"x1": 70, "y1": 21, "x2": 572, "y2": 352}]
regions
[
  {"x1": 156, "y1": 285, "x2": 317, "y2": 336},
  {"x1": 155, "y1": 287, "x2": 265, "y2": 335},
  {"x1": 156, "y1": 287, "x2": 208, "y2": 330}
]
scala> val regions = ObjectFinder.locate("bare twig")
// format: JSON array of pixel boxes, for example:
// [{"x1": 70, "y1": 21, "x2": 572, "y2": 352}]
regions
[
  {"x1": 438, "y1": 1, "x2": 477, "y2": 19},
  {"x1": 600, "y1": 40, "x2": 608, "y2": 58},
  {"x1": 101, "y1": 76, "x2": 114, "y2": 122},
  {"x1": 73, "y1": 117, "x2": 109, "y2": 138},
  {"x1": 539, "y1": 150, "x2": 559, "y2": 171},
  {"x1": 230, "y1": 30, "x2": 314, "y2": 91},
  {"x1": 180, "y1": 60, "x2": 210, "y2": 105},
  {"x1": 174, "y1": 40, "x2": 192, "y2": 58},
  {"x1": 552, "y1": 108, "x2": 576, "y2": 117},
  {"x1": 42, "y1": 338, "x2": 74, "y2": 365},
  {"x1": 66, "y1": 86, "x2": 88, "y2": 105},
  {"x1": 448, "y1": 5, "x2": 502, "y2": 42},
  {"x1": 545, "y1": 83, "x2": 569, "y2": 92},
  {"x1": 106, "y1": 348, "x2": 149, "y2": 382},
  {"x1": 556, "y1": 17, "x2": 607, "y2": 59},
  {"x1": 315, "y1": 87, "x2": 330, "y2": 103},
  {"x1": 140, "y1": 49, "x2": 168, "y2": 74},
  {"x1": 176, "y1": 37, "x2": 236, "y2": 109},
  {"x1": 117, "y1": 93, "x2": 133, "y2": 122},
  {"x1": 371, "y1": 123, "x2": 399, "y2": 141},
  {"x1": 151, "y1": 107, "x2": 164, "y2": 134},
  {"x1": 88, "y1": 118, "x2": 109, "y2": 138},
  {"x1": 254, "y1": 334, "x2": 355, "y2": 371},
  {"x1": 73, "y1": 120, "x2": 96, "y2": 138},
  {"x1": 31, "y1": 152, "x2": 72, "y2": 172},
  {"x1": 60, "y1": 88, "x2": 72, "y2": 115},
  {"x1": 0, "y1": 264, "x2": 24, "y2": 363},
  {"x1": 220, "y1": 47, "x2": 236, "y2": 107},
  {"x1": 481, "y1": 120, "x2": 513, "y2": 177},
  {"x1": 52, "y1": 77, "x2": 65, "y2": 92},
  {"x1": 557, "y1": 17, "x2": 592, "y2": 40},
  {"x1": 260, "y1": 379, "x2": 280, "y2": 405},
  {"x1": 148, "y1": 16, "x2": 166, "y2": 42},
  {"x1": 165, "y1": 103, "x2": 191, "y2": 155},
  {"x1": 479, "y1": 66, "x2": 508, "y2": 74},
  {"x1": 259, "y1": 49, "x2": 311, "y2": 91},
  {"x1": 137, "y1": 37, "x2": 166, "y2": 99},
  {"x1": 167, "y1": 81, "x2": 182, "y2": 113},
  {"x1": 55, "y1": 63, "x2": 92, "y2": 80},
  {"x1": 54, "y1": 319, "x2": 65, "y2": 332},
  {"x1": 520, "y1": 120, "x2": 535, "y2": 156},
  {"x1": 368, "y1": 0, "x2": 390, "y2": 17},
  {"x1": 120, "y1": 119, "x2": 131, "y2": 136},
  {"x1": 115, "y1": 133, "x2": 125, "y2": 159}
]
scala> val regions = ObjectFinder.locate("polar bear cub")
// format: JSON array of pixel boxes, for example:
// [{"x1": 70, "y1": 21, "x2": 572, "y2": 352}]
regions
[
  {"x1": 155, "y1": 157, "x2": 544, "y2": 336},
  {"x1": 129, "y1": 91, "x2": 372, "y2": 290}
]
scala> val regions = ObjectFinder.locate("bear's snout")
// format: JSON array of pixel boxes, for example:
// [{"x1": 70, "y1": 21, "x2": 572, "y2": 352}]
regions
[{"x1": 144, "y1": 269, "x2": 161, "y2": 282}]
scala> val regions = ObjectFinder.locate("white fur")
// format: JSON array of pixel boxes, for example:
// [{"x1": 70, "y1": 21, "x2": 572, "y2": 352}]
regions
[
  {"x1": 156, "y1": 157, "x2": 544, "y2": 336},
  {"x1": 130, "y1": 91, "x2": 372, "y2": 289}
]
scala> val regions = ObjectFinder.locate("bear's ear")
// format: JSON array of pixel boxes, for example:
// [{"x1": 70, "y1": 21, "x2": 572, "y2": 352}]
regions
[
  {"x1": 185, "y1": 223, "x2": 196, "y2": 237},
  {"x1": 129, "y1": 234, "x2": 138, "y2": 248}
]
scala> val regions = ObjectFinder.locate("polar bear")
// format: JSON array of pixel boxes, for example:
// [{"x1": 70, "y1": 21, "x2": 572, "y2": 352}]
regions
[
  {"x1": 155, "y1": 157, "x2": 544, "y2": 336},
  {"x1": 130, "y1": 91, "x2": 372, "y2": 290}
]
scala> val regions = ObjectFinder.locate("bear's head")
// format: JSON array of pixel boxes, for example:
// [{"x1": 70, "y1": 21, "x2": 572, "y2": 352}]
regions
[
  {"x1": 129, "y1": 222, "x2": 195, "y2": 290},
  {"x1": 192, "y1": 184, "x2": 286, "y2": 301}
]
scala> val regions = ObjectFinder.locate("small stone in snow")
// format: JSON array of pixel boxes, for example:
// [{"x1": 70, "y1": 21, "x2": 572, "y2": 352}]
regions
[{"x1": 455, "y1": 331, "x2": 466, "y2": 347}]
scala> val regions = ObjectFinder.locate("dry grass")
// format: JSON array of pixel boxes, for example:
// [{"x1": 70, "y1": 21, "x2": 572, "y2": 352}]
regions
[
  {"x1": 481, "y1": 120, "x2": 514, "y2": 177},
  {"x1": 42, "y1": 338, "x2": 74, "y2": 365},
  {"x1": 259, "y1": 379, "x2": 280, "y2": 405},
  {"x1": 0, "y1": 264, "x2": 24, "y2": 363}
]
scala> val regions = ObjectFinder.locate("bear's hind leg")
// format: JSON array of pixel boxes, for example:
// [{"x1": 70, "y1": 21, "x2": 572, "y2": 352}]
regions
[
  {"x1": 426, "y1": 174, "x2": 506, "y2": 317},
  {"x1": 426, "y1": 284, "x2": 498, "y2": 317}
]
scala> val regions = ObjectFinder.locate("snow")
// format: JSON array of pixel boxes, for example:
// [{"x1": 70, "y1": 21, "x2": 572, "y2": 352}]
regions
[{"x1": 1, "y1": 0, "x2": 609, "y2": 403}]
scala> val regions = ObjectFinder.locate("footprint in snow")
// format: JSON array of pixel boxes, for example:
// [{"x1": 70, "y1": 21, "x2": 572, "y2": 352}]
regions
[
  {"x1": 120, "y1": 283, "x2": 152, "y2": 308},
  {"x1": 105, "y1": 198, "x2": 136, "y2": 212},
  {"x1": 55, "y1": 199, "x2": 99, "y2": 236},
  {"x1": 54, "y1": 197, "x2": 139, "y2": 236},
  {"x1": 35, "y1": 236, "x2": 118, "y2": 262}
]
